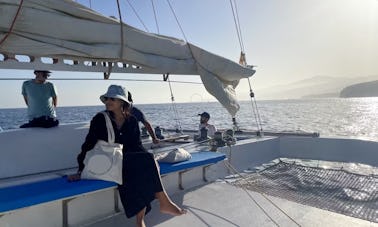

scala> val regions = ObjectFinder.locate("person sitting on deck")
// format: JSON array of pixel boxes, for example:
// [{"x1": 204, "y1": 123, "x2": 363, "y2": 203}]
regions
[
  {"x1": 20, "y1": 70, "x2": 59, "y2": 128},
  {"x1": 127, "y1": 91, "x2": 160, "y2": 144},
  {"x1": 68, "y1": 85, "x2": 186, "y2": 227},
  {"x1": 197, "y1": 112, "x2": 217, "y2": 140}
]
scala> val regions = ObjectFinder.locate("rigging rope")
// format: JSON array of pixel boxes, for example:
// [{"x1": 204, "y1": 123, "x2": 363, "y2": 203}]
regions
[
  {"x1": 0, "y1": 0, "x2": 24, "y2": 47},
  {"x1": 166, "y1": 0, "x2": 188, "y2": 42},
  {"x1": 116, "y1": 0, "x2": 125, "y2": 60},
  {"x1": 247, "y1": 78, "x2": 263, "y2": 133},
  {"x1": 165, "y1": 74, "x2": 183, "y2": 133},
  {"x1": 124, "y1": 0, "x2": 149, "y2": 32},
  {"x1": 223, "y1": 146, "x2": 301, "y2": 226},
  {"x1": 229, "y1": 0, "x2": 263, "y2": 134},
  {"x1": 223, "y1": 161, "x2": 279, "y2": 227},
  {"x1": 151, "y1": 0, "x2": 160, "y2": 34},
  {"x1": 229, "y1": 0, "x2": 245, "y2": 53}
]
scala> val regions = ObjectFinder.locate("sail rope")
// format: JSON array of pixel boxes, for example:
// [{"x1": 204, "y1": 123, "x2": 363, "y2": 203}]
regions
[
  {"x1": 223, "y1": 146, "x2": 301, "y2": 226},
  {"x1": 0, "y1": 0, "x2": 24, "y2": 47},
  {"x1": 165, "y1": 74, "x2": 183, "y2": 133},
  {"x1": 223, "y1": 160, "x2": 302, "y2": 227},
  {"x1": 247, "y1": 78, "x2": 263, "y2": 134},
  {"x1": 151, "y1": 0, "x2": 160, "y2": 34},
  {"x1": 229, "y1": 0, "x2": 263, "y2": 134},
  {"x1": 124, "y1": 0, "x2": 149, "y2": 32},
  {"x1": 229, "y1": 0, "x2": 245, "y2": 53},
  {"x1": 116, "y1": 0, "x2": 125, "y2": 60},
  {"x1": 166, "y1": 0, "x2": 188, "y2": 42}
]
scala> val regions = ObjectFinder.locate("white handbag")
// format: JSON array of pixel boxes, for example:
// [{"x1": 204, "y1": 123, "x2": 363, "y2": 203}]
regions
[{"x1": 81, "y1": 112, "x2": 123, "y2": 184}]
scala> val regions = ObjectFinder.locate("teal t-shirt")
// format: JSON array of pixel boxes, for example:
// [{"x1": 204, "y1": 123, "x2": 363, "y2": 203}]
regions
[{"x1": 22, "y1": 80, "x2": 58, "y2": 120}]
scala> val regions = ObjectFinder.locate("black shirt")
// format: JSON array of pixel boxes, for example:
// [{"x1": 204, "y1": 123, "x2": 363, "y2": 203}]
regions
[{"x1": 77, "y1": 111, "x2": 145, "y2": 171}]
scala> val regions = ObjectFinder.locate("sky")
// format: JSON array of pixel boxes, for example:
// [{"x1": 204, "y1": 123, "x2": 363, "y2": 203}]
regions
[{"x1": 1, "y1": 0, "x2": 378, "y2": 108}]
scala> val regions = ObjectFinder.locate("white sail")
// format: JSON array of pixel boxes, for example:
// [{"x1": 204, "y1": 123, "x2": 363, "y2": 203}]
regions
[{"x1": 0, "y1": 0, "x2": 255, "y2": 116}]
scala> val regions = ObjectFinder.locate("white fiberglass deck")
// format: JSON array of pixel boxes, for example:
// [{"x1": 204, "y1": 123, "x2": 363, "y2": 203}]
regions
[{"x1": 87, "y1": 181, "x2": 375, "y2": 227}]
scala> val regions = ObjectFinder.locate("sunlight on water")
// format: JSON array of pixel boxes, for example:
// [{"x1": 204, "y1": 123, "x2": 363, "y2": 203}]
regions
[{"x1": 1, "y1": 98, "x2": 377, "y2": 140}]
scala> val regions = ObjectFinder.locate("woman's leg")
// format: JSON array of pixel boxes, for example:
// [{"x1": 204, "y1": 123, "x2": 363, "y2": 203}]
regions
[
  {"x1": 155, "y1": 191, "x2": 187, "y2": 215},
  {"x1": 152, "y1": 158, "x2": 187, "y2": 215},
  {"x1": 135, "y1": 207, "x2": 147, "y2": 227}
]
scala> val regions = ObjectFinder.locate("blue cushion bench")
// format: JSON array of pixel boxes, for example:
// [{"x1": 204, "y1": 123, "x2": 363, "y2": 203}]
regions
[
  {"x1": 0, "y1": 177, "x2": 117, "y2": 213},
  {"x1": 0, "y1": 151, "x2": 226, "y2": 217},
  {"x1": 158, "y1": 151, "x2": 226, "y2": 189},
  {"x1": 158, "y1": 151, "x2": 226, "y2": 175}
]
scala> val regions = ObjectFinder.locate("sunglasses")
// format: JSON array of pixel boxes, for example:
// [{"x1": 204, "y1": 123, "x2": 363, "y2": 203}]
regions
[
  {"x1": 36, "y1": 73, "x2": 49, "y2": 78},
  {"x1": 103, "y1": 97, "x2": 117, "y2": 101}
]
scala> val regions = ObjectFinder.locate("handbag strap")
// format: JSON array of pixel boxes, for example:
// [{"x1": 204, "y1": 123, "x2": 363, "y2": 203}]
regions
[{"x1": 101, "y1": 112, "x2": 115, "y2": 143}]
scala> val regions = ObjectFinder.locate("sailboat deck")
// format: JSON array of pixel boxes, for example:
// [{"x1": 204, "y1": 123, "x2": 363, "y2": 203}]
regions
[{"x1": 87, "y1": 181, "x2": 374, "y2": 227}]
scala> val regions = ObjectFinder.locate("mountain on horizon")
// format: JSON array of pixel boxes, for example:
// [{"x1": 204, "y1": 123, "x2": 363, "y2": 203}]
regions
[
  {"x1": 252, "y1": 75, "x2": 378, "y2": 100},
  {"x1": 340, "y1": 80, "x2": 378, "y2": 97}
]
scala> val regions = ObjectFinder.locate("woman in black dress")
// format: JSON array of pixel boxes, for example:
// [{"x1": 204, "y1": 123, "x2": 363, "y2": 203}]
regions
[{"x1": 68, "y1": 85, "x2": 186, "y2": 227}]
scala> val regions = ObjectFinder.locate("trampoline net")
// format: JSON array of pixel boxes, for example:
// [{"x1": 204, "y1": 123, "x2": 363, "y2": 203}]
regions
[{"x1": 231, "y1": 159, "x2": 378, "y2": 223}]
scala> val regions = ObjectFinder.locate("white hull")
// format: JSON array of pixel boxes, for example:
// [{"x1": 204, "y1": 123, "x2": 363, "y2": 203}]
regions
[{"x1": 1, "y1": 124, "x2": 377, "y2": 226}]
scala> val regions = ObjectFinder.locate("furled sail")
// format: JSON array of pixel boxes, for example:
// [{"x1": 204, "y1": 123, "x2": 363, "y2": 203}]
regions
[{"x1": 0, "y1": 0, "x2": 255, "y2": 116}]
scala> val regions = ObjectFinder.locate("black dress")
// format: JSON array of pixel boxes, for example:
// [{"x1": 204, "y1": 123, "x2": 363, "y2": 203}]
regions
[{"x1": 77, "y1": 111, "x2": 163, "y2": 218}]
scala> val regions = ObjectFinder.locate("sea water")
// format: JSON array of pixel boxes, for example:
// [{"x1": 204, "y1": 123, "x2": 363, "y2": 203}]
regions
[{"x1": 1, "y1": 98, "x2": 377, "y2": 140}]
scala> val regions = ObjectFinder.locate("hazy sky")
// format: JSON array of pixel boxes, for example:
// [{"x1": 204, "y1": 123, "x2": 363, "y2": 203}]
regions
[{"x1": 1, "y1": 0, "x2": 378, "y2": 108}]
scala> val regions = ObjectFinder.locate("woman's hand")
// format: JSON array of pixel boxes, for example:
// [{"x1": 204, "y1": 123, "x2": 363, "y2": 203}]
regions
[{"x1": 67, "y1": 173, "x2": 81, "y2": 182}]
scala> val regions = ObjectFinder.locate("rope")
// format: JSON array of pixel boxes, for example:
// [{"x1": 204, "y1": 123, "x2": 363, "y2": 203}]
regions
[
  {"x1": 166, "y1": 75, "x2": 183, "y2": 133},
  {"x1": 166, "y1": 0, "x2": 188, "y2": 42},
  {"x1": 116, "y1": 0, "x2": 125, "y2": 60},
  {"x1": 124, "y1": 0, "x2": 149, "y2": 32},
  {"x1": 223, "y1": 161, "x2": 279, "y2": 227},
  {"x1": 229, "y1": 0, "x2": 264, "y2": 134},
  {"x1": 229, "y1": 0, "x2": 244, "y2": 52},
  {"x1": 151, "y1": 0, "x2": 160, "y2": 34},
  {"x1": 247, "y1": 77, "x2": 263, "y2": 133},
  {"x1": 0, "y1": 0, "x2": 24, "y2": 47},
  {"x1": 223, "y1": 150, "x2": 301, "y2": 227},
  {"x1": 233, "y1": 0, "x2": 245, "y2": 52}
]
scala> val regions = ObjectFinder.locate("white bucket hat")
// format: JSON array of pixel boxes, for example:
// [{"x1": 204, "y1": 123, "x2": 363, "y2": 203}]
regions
[{"x1": 100, "y1": 85, "x2": 131, "y2": 104}]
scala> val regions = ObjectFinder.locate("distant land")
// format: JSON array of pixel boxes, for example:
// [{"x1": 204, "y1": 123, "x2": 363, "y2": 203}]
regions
[
  {"x1": 340, "y1": 80, "x2": 378, "y2": 98},
  {"x1": 252, "y1": 75, "x2": 378, "y2": 100}
]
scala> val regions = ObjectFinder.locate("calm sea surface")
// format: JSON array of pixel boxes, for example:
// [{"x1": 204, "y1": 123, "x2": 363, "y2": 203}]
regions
[{"x1": 1, "y1": 98, "x2": 377, "y2": 140}]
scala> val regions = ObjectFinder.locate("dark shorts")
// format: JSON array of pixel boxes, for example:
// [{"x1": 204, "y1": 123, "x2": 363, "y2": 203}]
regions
[{"x1": 20, "y1": 116, "x2": 59, "y2": 128}]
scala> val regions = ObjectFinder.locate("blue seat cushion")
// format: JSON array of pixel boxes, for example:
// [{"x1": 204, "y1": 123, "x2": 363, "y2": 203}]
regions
[
  {"x1": 0, "y1": 177, "x2": 116, "y2": 213},
  {"x1": 0, "y1": 151, "x2": 225, "y2": 213},
  {"x1": 158, "y1": 151, "x2": 226, "y2": 175}
]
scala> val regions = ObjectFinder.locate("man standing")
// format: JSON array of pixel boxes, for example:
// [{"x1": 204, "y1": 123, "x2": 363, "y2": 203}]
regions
[
  {"x1": 198, "y1": 112, "x2": 216, "y2": 139},
  {"x1": 20, "y1": 70, "x2": 59, "y2": 128}
]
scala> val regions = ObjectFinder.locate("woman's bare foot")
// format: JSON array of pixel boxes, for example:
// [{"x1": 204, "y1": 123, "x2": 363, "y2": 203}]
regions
[
  {"x1": 156, "y1": 191, "x2": 187, "y2": 215},
  {"x1": 160, "y1": 201, "x2": 187, "y2": 216}
]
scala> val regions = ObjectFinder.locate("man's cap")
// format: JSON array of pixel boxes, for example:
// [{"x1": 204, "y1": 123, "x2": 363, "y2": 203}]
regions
[
  {"x1": 34, "y1": 70, "x2": 51, "y2": 74},
  {"x1": 198, "y1": 112, "x2": 210, "y2": 119},
  {"x1": 34, "y1": 70, "x2": 51, "y2": 77}
]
